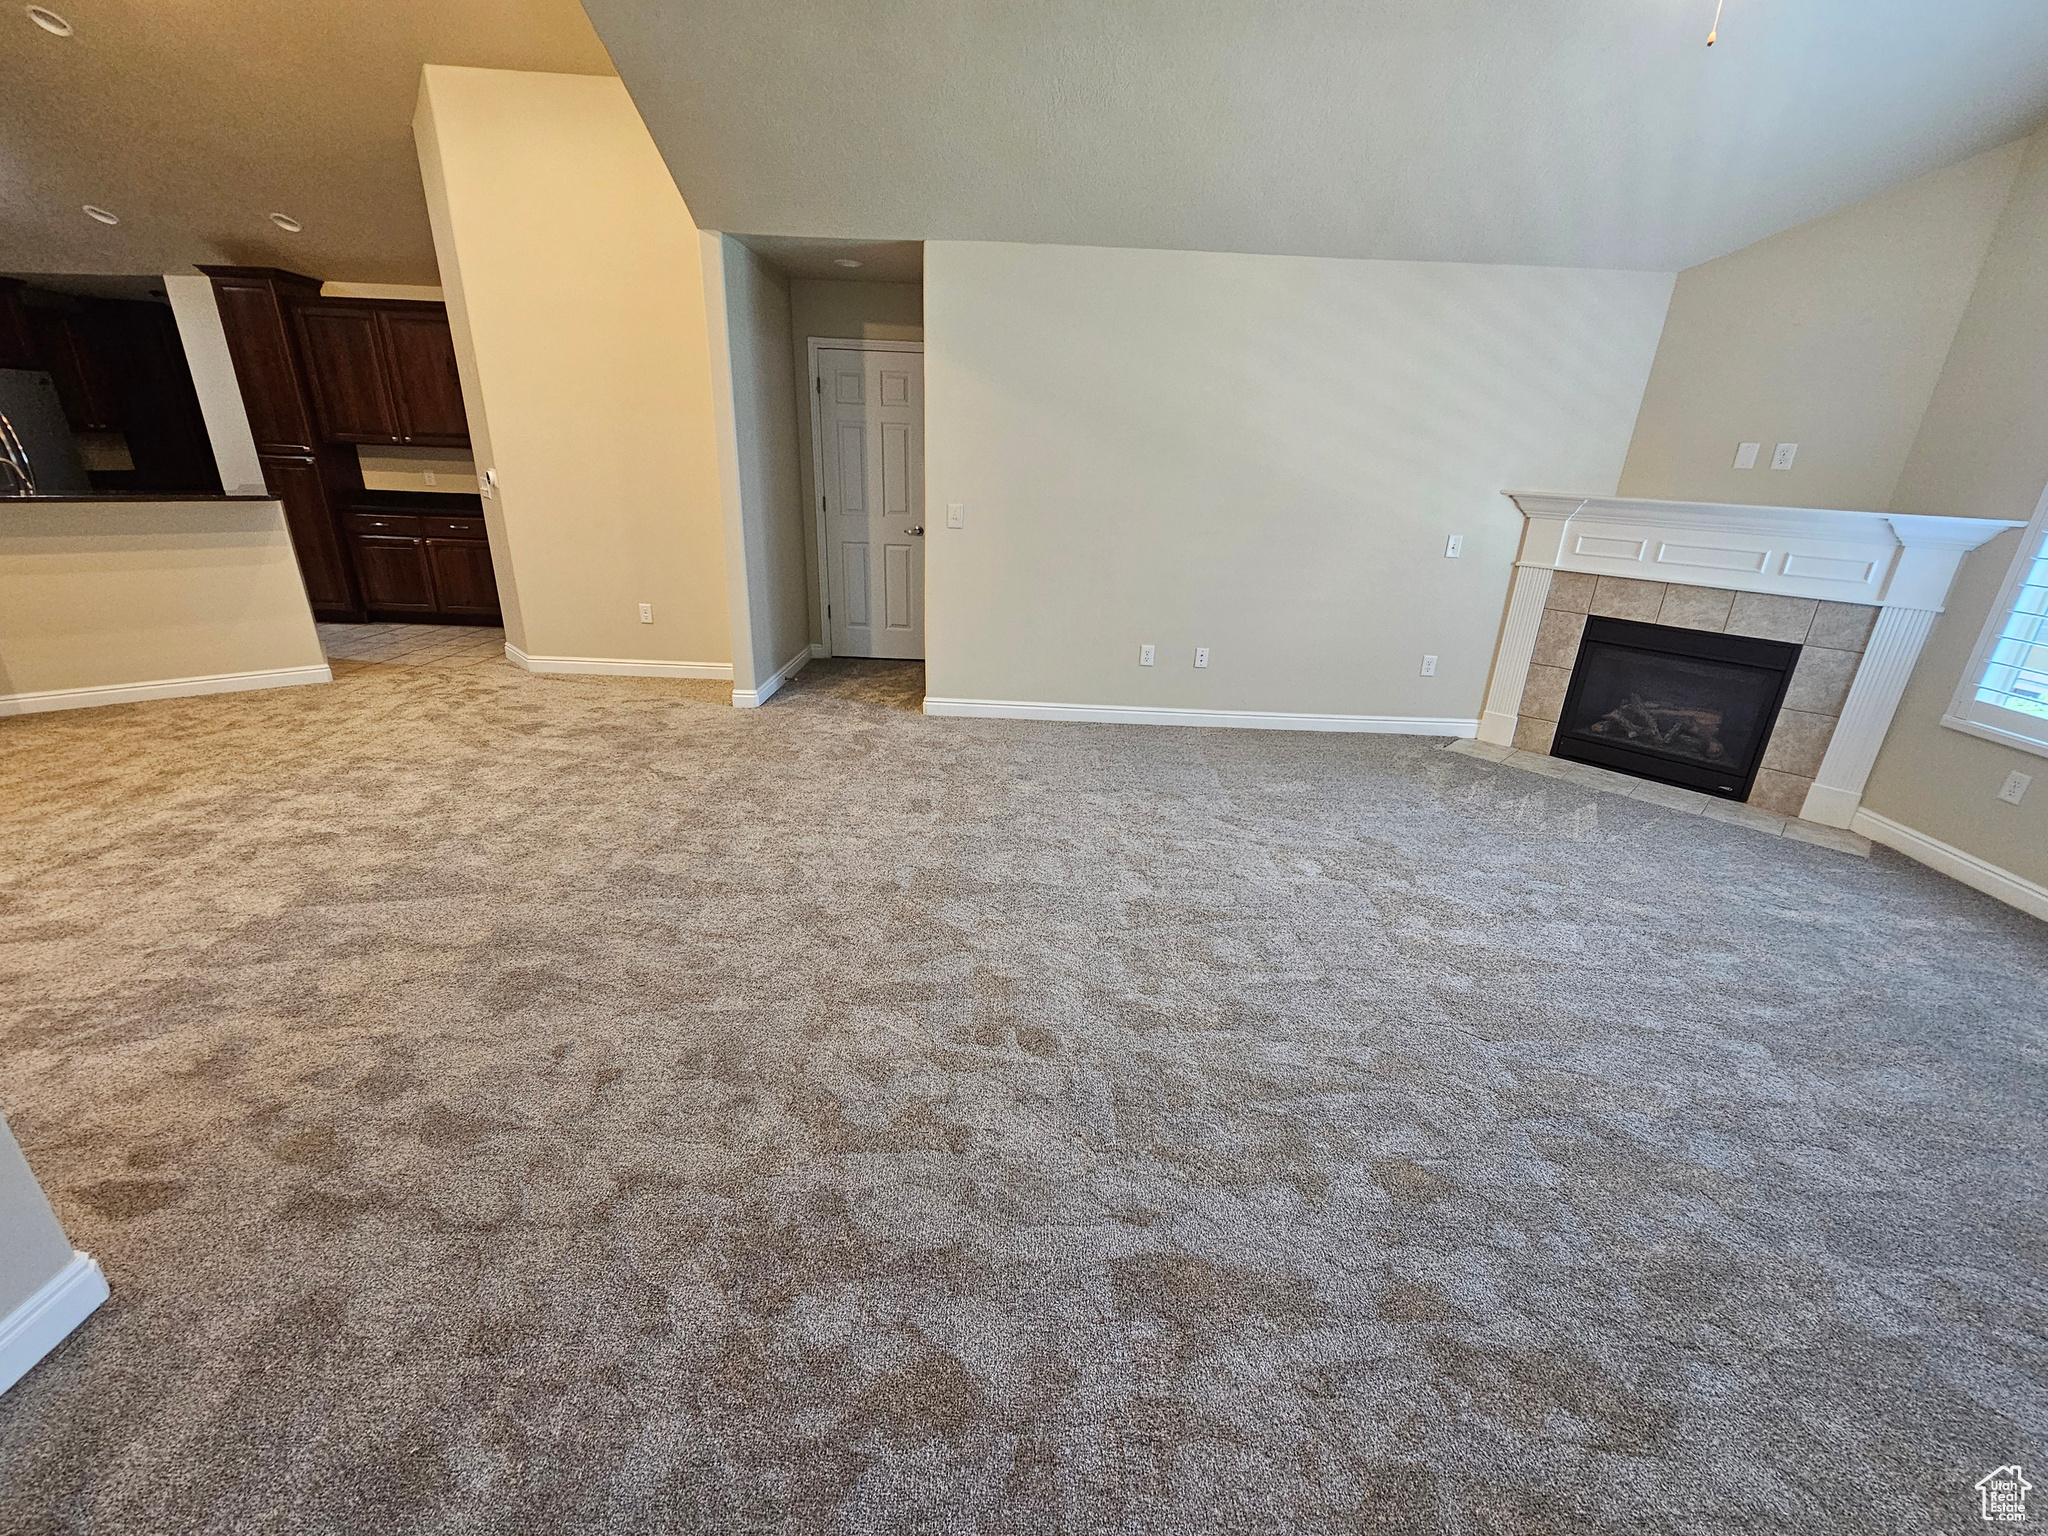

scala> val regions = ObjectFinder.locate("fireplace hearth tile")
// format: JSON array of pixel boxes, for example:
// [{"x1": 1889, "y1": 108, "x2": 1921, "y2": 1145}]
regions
[
  {"x1": 1702, "y1": 797, "x2": 1789, "y2": 833},
  {"x1": 1784, "y1": 646, "x2": 1860, "y2": 715},
  {"x1": 1590, "y1": 575, "x2": 1666, "y2": 621},
  {"x1": 1439, "y1": 742, "x2": 1870, "y2": 854},
  {"x1": 1628, "y1": 779, "x2": 1712, "y2": 813},
  {"x1": 1546, "y1": 571, "x2": 1598, "y2": 613},
  {"x1": 1530, "y1": 608, "x2": 1587, "y2": 669},
  {"x1": 1656, "y1": 583, "x2": 1736, "y2": 632},
  {"x1": 1760, "y1": 709, "x2": 1836, "y2": 776},
  {"x1": 1726, "y1": 592, "x2": 1820, "y2": 643},
  {"x1": 1806, "y1": 600, "x2": 1881, "y2": 653},
  {"x1": 1782, "y1": 820, "x2": 1873, "y2": 855}
]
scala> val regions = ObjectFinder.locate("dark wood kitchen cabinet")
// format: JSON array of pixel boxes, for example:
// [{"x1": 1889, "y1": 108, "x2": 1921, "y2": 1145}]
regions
[
  {"x1": 344, "y1": 497, "x2": 499, "y2": 621},
  {"x1": 294, "y1": 300, "x2": 469, "y2": 449},
  {"x1": 199, "y1": 266, "x2": 366, "y2": 620}
]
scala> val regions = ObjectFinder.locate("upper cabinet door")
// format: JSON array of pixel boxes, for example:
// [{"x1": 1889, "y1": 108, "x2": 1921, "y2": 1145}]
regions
[
  {"x1": 210, "y1": 279, "x2": 316, "y2": 454},
  {"x1": 380, "y1": 310, "x2": 470, "y2": 446},
  {"x1": 294, "y1": 305, "x2": 402, "y2": 444}
]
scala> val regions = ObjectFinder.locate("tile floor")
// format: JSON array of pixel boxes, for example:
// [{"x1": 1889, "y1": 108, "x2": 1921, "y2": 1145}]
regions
[
  {"x1": 317, "y1": 622, "x2": 509, "y2": 670},
  {"x1": 1445, "y1": 735, "x2": 1873, "y2": 855}
]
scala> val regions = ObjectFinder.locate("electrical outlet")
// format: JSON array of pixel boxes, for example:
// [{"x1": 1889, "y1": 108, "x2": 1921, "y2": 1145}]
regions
[
  {"x1": 638, "y1": 603, "x2": 653, "y2": 624},
  {"x1": 1445, "y1": 534, "x2": 1463, "y2": 558},
  {"x1": 1140, "y1": 644, "x2": 1155, "y2": 666},
  {"x1": 1194, "y1": 647, "x2": 1210, "y2": 669},
  {"x1": 1734, "y1": 442, "x2": 1761, "y2": 469},
  {"x1": 947, "y1": 502, "x2": 965, "y2": 529},
  {"x1": 423, "y1": 470, "x2": 437, "y2": 486},
  {"x1": 1999, "y1": 770, "x2": 2032, "y2": 805},
  {"x1": 1771, "y1": 442, "x2": 1798, "y2": 470},
  {"x1": 1420, "y1": 654, "x2": 1438, "y2": 676}
]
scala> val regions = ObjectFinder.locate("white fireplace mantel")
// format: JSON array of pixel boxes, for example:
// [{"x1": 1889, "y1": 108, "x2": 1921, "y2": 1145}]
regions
[{"x1": 1481, "y1": 493, "x2": 2022, "y2": 828}]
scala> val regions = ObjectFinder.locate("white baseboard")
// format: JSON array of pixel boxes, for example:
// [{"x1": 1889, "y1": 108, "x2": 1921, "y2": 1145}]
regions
[
  {"x1": 732, "y1": 647, "x2": 812, "y2": 709},
  {"x1": 0, "y1": 664, "x2": 330, "y2": 717},
  {"x1": 809, "y1": 642, "x2": 828, "y2": 659},
  {"x1": 504, "y1": 644, "x2": 732, "y2": 681},
  {"x1": 922, "y1": 697, "x2": 1480, "y2": 736},
  {"x1": 1851, "y1": 809, "x2": 2048, "y2": 922},
  {"x1": 0, "y1": 1253, "x2": 108, "y2": 1397}
]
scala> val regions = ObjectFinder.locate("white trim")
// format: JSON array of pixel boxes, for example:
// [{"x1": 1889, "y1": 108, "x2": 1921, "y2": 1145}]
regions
[
  {"x1": 0, "y1": 1253, "x2": 108, "y2": 1397},
  {"x1": 1800, "y1": 605, "x2": 1941, "y2": 826},
  {"x1": 732, "y1": 647, "x2": 812, "y2": 708},
  {"x1": 1850, "y1": 809, "x2": 2048, "y2": 923},
  {"x1": 924, "y1": 697, "x2": 1478, "y2": 736},
  {"x1": 0, "y1": 664, "x2": 330, "y2": 717},
  {"x1": 806, "y1": 337, "x2": 927, "y2": 660},
  {"x1": 1944, "y1": 480, "x2": 2048, "y2": 758},
  {"x1": 1940, "y1": 710, "x2": 2048, "y2": 762},
  {"x1": 1504, "y1": 492, "x2": 2021, "y2": 608},
  {"x1": 1478, "y1": 565, "x2": 1552, "y2": 746},
  {"x1": 503, "y1": 644, "x2": 732, "y2": 681},
  {"x1": 809, "y1": 642, "x2": 828, "y2": 659}
]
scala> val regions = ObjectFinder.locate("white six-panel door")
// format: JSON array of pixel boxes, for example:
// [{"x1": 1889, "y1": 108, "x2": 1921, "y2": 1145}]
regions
[{"x1": 815, "y1": 347, "x2": 924, "y2": 659}]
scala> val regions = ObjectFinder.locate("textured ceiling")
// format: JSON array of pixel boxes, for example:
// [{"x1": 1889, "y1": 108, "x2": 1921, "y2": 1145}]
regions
[
  {"x1": 585, "y1": 0, "x2": 2048, "y2": 271},
  {"x1": 0, "y1": 0, "x2": 614, "y2": 283}
]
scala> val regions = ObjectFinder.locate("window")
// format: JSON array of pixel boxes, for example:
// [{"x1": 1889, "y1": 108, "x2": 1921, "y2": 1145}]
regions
[{"x1": 1946, "y1": 481, "x2": 2048, "y2": 758}]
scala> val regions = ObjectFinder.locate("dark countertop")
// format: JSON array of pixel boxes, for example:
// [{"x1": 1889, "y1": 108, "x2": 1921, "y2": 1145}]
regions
[{"x1": 1, "y1": 493, "x2": 278, "y2": 504}]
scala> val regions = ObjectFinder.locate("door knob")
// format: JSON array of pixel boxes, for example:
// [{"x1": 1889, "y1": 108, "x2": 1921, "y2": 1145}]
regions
[{"x1": 907, "y1": 526, "x2": 924, "y2": 536}]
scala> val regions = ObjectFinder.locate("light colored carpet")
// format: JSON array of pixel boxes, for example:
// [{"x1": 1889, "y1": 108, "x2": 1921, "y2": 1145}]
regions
[{"x1": 0, "y1": 657, "x2": 2041, "y2": 1534}]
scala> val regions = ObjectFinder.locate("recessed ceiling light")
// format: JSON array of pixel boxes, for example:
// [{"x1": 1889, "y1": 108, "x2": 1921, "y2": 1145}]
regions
[
  {"x1": 269, "y1": 213, "x2": 303, "y2": 233},
  {"x1": 82, "y1": 205, "x2": 118, "y2": 225},
  {"x1": 833, "y1": 258, "x2": 863, "y2": 269},
  {"x1": 26, "y1": 6, "x2": 72, "y2": 36}
]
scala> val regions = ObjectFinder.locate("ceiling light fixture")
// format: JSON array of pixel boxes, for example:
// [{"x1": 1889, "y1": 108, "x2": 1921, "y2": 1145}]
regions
[
  {"x1": 269, "y1": 212, "x2": 303, "y2": 232},
  {"x1": 82, "y1": 205, "x2": 118, "y2": 225},
  {"x1": 833, "y1": 258, "x2": 863, "y2": 269},
  {"x1": 25, "y1": 5, "x2": 72, "y2": 35},
  {"x1": 1706, "y1": 0, "x2": 1724, "y2": 45}
]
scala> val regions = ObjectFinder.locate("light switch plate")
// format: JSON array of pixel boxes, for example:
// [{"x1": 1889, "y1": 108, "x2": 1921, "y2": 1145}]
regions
[
  {"x1": 947, "y1": 502, "x2": 965, "y2": 528},
  {"x1": 1999, "y1": 770, "x2": 2032, "y2": 805},
  {"x1": 1771, "y1": 442, "x2": 1798, "y2": 470},
  {"x1": 1445, "y1": 535, "x2": 1463, "y2": 558},
  {"x1": 1734, "y1": 442, "x2": 1761, "y2": 469}
]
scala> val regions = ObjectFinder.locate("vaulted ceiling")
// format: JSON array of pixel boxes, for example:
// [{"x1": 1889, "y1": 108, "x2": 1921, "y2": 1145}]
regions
[
  {"x1": 4, "y1": 2, "x2": 2048, "y2": 285},
  {"x1": 585, "y1": 0, "x2": 2048, "y2": 271},
  {"x1": 0, "y1": 0, "x2": 613, "y2": 283}
]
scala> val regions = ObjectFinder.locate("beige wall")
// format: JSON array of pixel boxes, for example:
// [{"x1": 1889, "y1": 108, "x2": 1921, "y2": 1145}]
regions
[
  {"x1": 0, "y1": 500, "x2": 327, "y2": 707},
  {"x1": 355, "y1": 445, "x2": 478, "y2": 495},
  {"x1": 922, "y1": 241, "x2": 1672, "y2": 718},
  {"x1": 1864, "y1": 126, "x2": 2048, "y2": 888},
  {"x1": 0, "y1": 1114, "x2": 75, "y2": 1324},
  {"x1": 704, "y1": 237, "x2": 811, "y2": 692},
  {"x1": 790, "y1": 279, "x2": 922, "y2": 645},
  {"x1": 413, "y1": 66, "x2": 730, "y2": 670},
  {"x1": 1618, "y1": 142, "x2": 2024, "y2": 510},
  {"x1": 163, "y1": 274, "x2": 267, "y2": 497}
]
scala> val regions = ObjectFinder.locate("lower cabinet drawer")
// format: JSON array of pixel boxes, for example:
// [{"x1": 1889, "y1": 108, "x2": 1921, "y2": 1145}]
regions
[
  {"x1": 346, "y1": 511, "x2": 423, "y2": 537},
  {"x1": 352, "y1": 535, "x2": 435, "y2": 611},
  {"x1": 422, "y1": 515, "x2": 486, "y2": 540}
]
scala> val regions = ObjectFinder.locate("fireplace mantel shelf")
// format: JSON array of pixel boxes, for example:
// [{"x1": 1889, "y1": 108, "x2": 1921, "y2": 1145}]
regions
[
  {"x1": 1503, "y1": 492, "x2": 2020, "y2": 610},
  {"x1": 1484, "y1": 493, "x2": 2024, "y2": 829}
]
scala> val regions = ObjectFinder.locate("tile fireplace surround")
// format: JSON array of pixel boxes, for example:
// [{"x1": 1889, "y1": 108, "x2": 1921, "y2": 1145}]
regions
[{"x1": 1482, "y1": 495, "x2": 2021, "y2": 828}]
